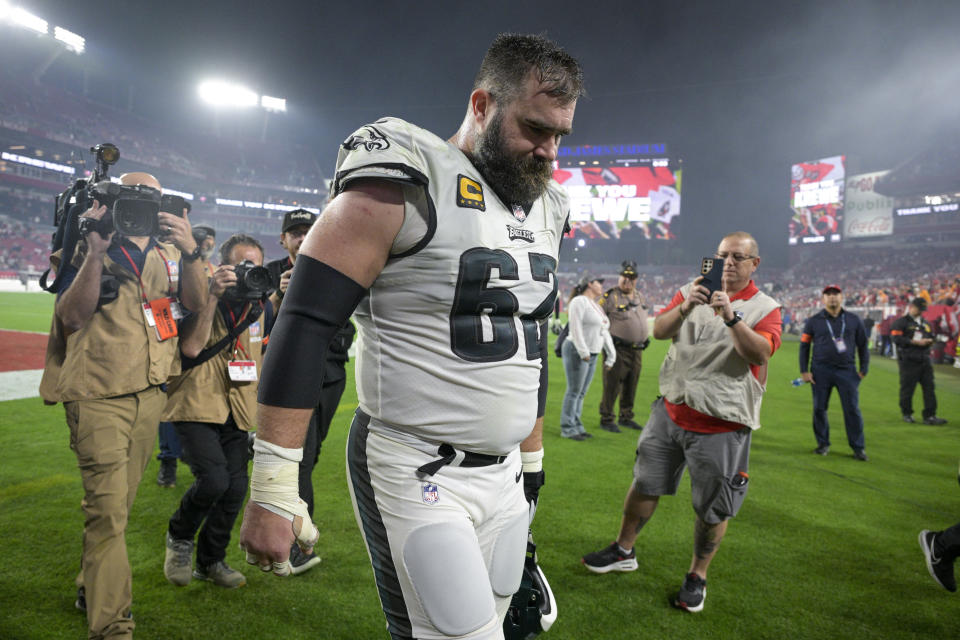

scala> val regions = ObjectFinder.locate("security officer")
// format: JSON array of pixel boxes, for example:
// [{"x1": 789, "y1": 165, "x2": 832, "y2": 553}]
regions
[
  {"x1": 40, "y1": 172, "x2": 207, "y2": 640},
  {"x1": 599, "y1": 260, "x2": 650, "y2": 432},
  {"x1": 798, "y1": 285, "x2": 870, "y2": 460},
  {"x1": 892, "y1": 297, "x2": 948, "y2": 425},
  {"x1": 163, "y1": 233, "x2": 272, "y2": 589},
  {"x1": 266, "y1": 207, "x2": 355, "y2": 575}
]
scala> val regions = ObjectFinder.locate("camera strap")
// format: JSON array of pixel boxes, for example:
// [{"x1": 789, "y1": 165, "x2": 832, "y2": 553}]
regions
[{"x1": 181, "y1": 302, "x2": 263, "y2": 371}]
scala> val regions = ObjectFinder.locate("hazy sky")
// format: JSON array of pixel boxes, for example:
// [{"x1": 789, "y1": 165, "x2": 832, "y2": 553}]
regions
[{"x1": 20, "y1": 0, "x2": 960, "y2": 264}]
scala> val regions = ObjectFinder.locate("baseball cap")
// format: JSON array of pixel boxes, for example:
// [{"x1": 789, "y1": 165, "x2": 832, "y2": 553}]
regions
[
  {"x1": 620, "y1": 260, "x2": 638, "y2": 277},
  {"x1": 822, "y1": 284, "x2": 842, "y2": 294},
  {"x1": 192, "y1": 223, "x2": 215, "y2": 238},
  {"x1": 577, "y1": 273, "x2": 604, "y2": 289},
  {"x1": 281, "y1": 208, "x2": 317, "y2": 233}
]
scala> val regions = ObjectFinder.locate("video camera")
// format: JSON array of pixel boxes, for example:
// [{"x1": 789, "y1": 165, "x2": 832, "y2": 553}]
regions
[{"x1": 225, "y1": 260, "x2": 272, "y2": 302}]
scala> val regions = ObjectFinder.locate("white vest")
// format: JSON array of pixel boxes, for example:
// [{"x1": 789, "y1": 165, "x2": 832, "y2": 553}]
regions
[
  {"x1": 334, "y1": 118, "x2": 568, "y2": 454},
  {"x1": 659, "y1": 282, "x2": 780, "y2": 430}
]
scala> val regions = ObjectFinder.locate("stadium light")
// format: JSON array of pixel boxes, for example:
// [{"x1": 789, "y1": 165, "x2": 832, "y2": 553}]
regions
[
  {"x1": 260, "y1": 95, "x2": 286, "y2": 112},
  {"x1": 198, "y1": 80, "x2": 259, "y2": 108},
  {"x1": 11, "y1": 6, "x2": 47, "y2": 34},
  {"x1": 54, "y1": 26, "x2": 84, "y2": 53},
  {"x1": 0, "y1": 1, "x2": 11, "y2": 21}
]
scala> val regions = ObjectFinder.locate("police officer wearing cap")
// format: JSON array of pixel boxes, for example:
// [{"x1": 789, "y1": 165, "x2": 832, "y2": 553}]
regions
[
  {"x1": 892, "y1": 298, "x2": 948, "y2": 425},
  {"x1": 599, "y1": 260, "x2": 650, "y2": 432},
  {"x1": 799, "y1": 285, "x2": 870, "y2": 460},
  {"x1": 265, "y1": 207, "x2": 355, "y2": 574}
]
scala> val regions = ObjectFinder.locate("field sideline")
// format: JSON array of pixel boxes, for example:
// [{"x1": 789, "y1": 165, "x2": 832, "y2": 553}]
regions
[{"x1": 0, "y1": 291, "x2": 958, "y2": 639}]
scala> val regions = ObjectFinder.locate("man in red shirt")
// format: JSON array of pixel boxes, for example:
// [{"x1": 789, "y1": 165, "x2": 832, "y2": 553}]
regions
[{"x1": 582, "y1": 231, "x2": 781, "y2": 613}]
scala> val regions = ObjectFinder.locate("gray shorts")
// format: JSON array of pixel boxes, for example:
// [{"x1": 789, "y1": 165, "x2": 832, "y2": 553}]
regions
[{"x1": 633, "y1": 397, "x2": 752, "y2": 524}]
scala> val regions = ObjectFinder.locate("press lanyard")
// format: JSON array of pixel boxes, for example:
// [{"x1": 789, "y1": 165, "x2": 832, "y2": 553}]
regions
[
  {"x1": 118, "y1": 245, "x2": 176, "y2": 303},
  {"x1": 225, "y1": 303, "x2": 252, "y2": 360},
  {"x1": 226, "y1": 302, "x2": 259, "y2": 381},
  {"x1": 824, "y1": 312, "x2": 845, "y2": 341}
]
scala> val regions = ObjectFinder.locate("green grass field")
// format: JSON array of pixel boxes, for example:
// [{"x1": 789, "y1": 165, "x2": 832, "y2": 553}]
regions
[{"x1": 1, "y1": 291, "x2": 958, "y2": 639}]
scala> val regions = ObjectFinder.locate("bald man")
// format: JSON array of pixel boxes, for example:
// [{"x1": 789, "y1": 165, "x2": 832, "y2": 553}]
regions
[{"x1": 40, "y1": 172, "x2": 207, "y2": 640}]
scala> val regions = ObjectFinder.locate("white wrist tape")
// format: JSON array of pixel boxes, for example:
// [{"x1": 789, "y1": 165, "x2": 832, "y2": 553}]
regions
[
  {"x1": 250, "y1": 449, "x2": 319, "y2": 549},
  {"x1": 252, "y1": 438, "x2": 304, "y2": 464},
  {"x1": 520, "y1": 448, "x2": 544, "y2": 473}
]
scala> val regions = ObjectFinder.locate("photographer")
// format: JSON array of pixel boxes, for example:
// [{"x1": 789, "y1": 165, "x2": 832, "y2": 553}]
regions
[
  {"x1": 39, "y1": 171, "x2": 207, "y2": 640},
  {"x1": 162, "y1": 233, "x2": 273, "y2": 589}
]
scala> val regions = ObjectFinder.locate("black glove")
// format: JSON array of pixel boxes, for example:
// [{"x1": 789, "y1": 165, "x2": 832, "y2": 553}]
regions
[{"x1": 523, "y1": 470, "x2": 545, "y2": 525}]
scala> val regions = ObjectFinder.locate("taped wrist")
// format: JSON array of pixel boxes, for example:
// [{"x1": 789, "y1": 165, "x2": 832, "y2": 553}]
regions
[
  {"x1": 521, "y1": 448, "x2": 544, "y2": 473},
  {"x1": 258, "y1": 256, "x2": 367, "y2": 408},
  {"x1": 249, "y1": 454, "x2": 320, "y2": 548}
]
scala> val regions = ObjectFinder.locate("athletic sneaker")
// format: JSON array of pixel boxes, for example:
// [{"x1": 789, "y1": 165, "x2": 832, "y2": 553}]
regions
[
  {"x1": 814, "y1": 445, "x2": 829, "y2": 456},
  {"x1": 163, "y1": 533, "x2": 194, "y2": 586},
  {"x1": 193, "y1": 561, "x2": 246, "y2": 588},
  {"x1": 919, "y1": 530, "x2": 957, "y2": 592},
  {"x1": 673, "y1": 572, "x2": 707, "y2": 612},
  {"x1": 619, "y1": 419, "x2": 643, "y2": 430},
  {"x1": 290, "y1": 543, "x2": 322, "y2": 575},
  {"x1": 853, "y1": 449, "x2": 869, "y2": 461},
  {"x1": 902, "y1": 414, "x2": 916, "y2": 424},
  {"x1": 156, "y1": 458, "x2": 177, "y2": 488},
  {"x1": 923, "y1": 416, "x2": 948, "y2": 426},
  {"x1": 581, "y1": 542, "x2": 638, "y2": 574}
]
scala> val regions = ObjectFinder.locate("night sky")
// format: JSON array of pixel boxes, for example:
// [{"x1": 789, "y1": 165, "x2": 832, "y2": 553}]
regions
[{"x1": 19, "y1": 0, "x2": 960, "y2": 266}]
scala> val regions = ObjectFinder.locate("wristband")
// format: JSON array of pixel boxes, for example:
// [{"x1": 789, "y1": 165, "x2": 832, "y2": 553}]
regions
[{"x1": 521, "y1": 448, "x2": 544, "y2": 473}]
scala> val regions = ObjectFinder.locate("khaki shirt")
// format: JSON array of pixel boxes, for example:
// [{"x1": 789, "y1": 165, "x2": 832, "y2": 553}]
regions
[
  {"x1": 40, "y1": 243, "x2": 183, "y2": 403},
  {"x1": 162, "y1": 302, "x2": 265, "y2": 431},
  {"x1": 601, "y1": 286, "x2": 649, "y2": 344}
]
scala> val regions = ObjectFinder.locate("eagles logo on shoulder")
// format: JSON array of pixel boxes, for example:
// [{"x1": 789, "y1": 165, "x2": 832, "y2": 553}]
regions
[
  {"x1": 456, "y1": 175, "x2": 485, "y2": 211},
  {"x1": 342, "y1": 126, "x2": 391, "y2": 152}
]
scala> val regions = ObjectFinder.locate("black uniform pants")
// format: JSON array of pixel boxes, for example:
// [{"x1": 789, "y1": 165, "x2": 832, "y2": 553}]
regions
[
  {"x1": 298, "y1": 376, "x2": 348, "y2": 518},
  {"x1": 169, "y1": 416, "x2": 249, "y2": 567},
  {"x1": 898, "y1": 356, "x2": 937, "y2": 418},
  {"x1": 599, "y1": 344, "x2": 642, "y2": 423}
]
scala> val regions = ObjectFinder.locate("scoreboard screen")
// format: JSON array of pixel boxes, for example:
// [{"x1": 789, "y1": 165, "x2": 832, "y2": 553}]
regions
[
  {"x1": 553, "y1": 145, "x2": 681, "y2": 242},
  {"x1": 789, "y1": 155, "x2": 845, "y2": 245}
]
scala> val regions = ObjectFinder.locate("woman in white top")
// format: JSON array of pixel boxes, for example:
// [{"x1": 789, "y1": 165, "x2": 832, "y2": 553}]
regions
[{"x1": 560, "y1": 273, "x2": 616, "y2": 439}]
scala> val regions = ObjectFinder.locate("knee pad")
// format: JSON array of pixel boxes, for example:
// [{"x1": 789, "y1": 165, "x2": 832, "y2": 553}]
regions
[
  {"x1": 403, "y1": 522, "x2": 496, "y2": 637},
  {"x1": 488, "y1": 512, "x2": 528, "y2": 598}
]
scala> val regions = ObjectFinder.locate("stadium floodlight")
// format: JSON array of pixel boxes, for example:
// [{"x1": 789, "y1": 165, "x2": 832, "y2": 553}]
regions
[
  {"x1": 0, "y1": 1, "x2": 11, "y2": 21},
  {"x1": 54, "y1": 26, "x2": 84, "y2": 53},
  {"x1": 261, "y1": 95, "x2": 286, "y2": 112},
  {"x1": 11, "y1": 6, "x2": 48, "y2": 34},
  {"x1": 198, "y1": 80, "x2": 259, "y2": 108}
]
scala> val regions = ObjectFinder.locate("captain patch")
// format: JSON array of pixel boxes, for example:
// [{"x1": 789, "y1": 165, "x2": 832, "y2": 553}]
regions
[{"x1": 456, "y1": 175, "x2": 485, "y2": 211}]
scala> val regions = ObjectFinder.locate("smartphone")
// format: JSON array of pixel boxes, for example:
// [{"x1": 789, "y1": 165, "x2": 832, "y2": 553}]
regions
[{"x1": 699, "y1": 257, "x2": 724, "y2": 295}]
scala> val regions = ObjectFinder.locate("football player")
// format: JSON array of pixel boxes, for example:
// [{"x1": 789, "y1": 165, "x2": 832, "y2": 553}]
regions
[{"x1": 240, "y1": 33, "x2": 583, "y2": 639}]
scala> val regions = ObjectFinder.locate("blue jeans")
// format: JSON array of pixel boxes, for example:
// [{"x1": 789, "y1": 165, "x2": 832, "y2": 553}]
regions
[
  {"x1": 157, "y1": 421, "x2": 181, "y2": 461},
  {"x1": 560, "y1": 339, "x2": 598, "y2": 437}
]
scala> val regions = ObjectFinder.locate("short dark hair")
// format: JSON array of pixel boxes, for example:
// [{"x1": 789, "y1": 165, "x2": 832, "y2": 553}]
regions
[
  {"x1": 218, "y1": 233, "x2": 264, "y2": 265},
  {"x1": 473, "y1": 33, "x2": 584, "y2": 106}
]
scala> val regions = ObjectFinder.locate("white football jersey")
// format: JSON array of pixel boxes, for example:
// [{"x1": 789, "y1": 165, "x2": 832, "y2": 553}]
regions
[{"x1": 334, "y1": 117, "x2": 568, "y2": 454}]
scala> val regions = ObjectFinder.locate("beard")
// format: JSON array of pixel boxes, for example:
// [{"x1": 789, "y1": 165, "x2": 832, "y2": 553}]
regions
[{"x1": 469, "y1": 112, "x2": 553, "y2": 206}]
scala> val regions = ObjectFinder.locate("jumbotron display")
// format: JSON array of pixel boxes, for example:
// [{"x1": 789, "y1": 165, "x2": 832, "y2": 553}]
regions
[
  {"x1": 789, "y1": 155, "x2": 845, "y2": 245},
  {"x1": 553, "y1": 144, "x2": 682, "y2": 242}
]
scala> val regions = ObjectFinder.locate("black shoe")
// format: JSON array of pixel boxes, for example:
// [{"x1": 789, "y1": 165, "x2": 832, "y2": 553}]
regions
[
  {"x1": 581, "y1": 431, "x2": 594, "y2": 439},
  {"x1": 157, "y1": 458, "x2": 177, "y2": 488},
  {"x1": 672, "y1": 572, "x2": 707, "y2": 612},
  {"x1": 289, "y1": 543, "x2": 322, "y2": 575},
  {"x1": 919, "y1": 530, "x2": 957, "y2": 592},
  {"x1": 853, "y1": 449, "x2": 869, "y2": 461},
  {"x1": 902, "y1": 414, "x2": 916, "y2": 424},
  {"x1": 814, "y1": 445, "x2": 829, "y2": 456},
  {"x1": 923, "y1": 416, "x2": 948, "y2": 425},
  {"x1": 618, "y1": 419, "x2": 643, "y2": 430},
  {"x1": 563, "y1": 433, "x2": 587, "y2": 441},
  {"x1": 600, "y1": 421, "x2": 621, "y2": 433},
  {"x1": 75, "y1": 586, "x2": 86, "y2": 613},
  {"x1": 582, "y1": 542, "x2": 638, "y2": 574}
]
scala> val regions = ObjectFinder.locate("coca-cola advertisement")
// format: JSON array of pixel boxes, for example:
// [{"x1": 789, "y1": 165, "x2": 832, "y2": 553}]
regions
[{"x1": 844, "y1": 171, "x2": 894, "y2": 238}]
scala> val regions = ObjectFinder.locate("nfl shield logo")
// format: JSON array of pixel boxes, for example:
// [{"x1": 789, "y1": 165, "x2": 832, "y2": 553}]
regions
[
  {"x1": 511, "y1": 204, "x2": 526, "y2": 223},
  {"x1": 421, "y1": 483, "x2": 439, "y2": 504}
]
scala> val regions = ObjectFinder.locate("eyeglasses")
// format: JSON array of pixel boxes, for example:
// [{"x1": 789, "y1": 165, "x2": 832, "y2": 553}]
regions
[{"x1": 714, "y1": 252, "x2": 757, "y2": 263}]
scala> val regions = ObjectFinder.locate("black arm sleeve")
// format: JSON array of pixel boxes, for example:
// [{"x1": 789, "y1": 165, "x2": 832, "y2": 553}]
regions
[
  {"x1": 258, "y1": 255, "x2": 367, "y2": 409},
  {"x1": 537, "y1": 319, "x2": 549, "y2": 418}
]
